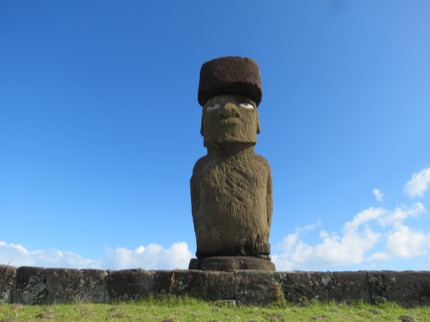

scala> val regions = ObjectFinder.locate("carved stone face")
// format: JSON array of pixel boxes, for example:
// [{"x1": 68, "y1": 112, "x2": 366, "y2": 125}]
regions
[{"x1": 201, "y1": 95, "x2": 260, "y2": 146}]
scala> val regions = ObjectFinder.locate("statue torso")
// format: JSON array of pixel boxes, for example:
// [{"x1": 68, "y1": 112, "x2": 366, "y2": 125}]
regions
[{"x1": 191, "y1": 150, "x2": 272, "y2": 258}]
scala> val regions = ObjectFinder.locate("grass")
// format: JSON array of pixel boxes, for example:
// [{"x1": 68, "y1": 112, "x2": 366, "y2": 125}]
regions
[{"x1": 1, "y1": 297, "x2": 430, "y2": 321}]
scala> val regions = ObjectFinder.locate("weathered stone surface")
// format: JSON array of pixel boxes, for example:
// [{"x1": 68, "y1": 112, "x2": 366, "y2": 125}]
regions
[
  {"x1": 8, "y1": 267, "x2": 108, "y2": 304},
  {"x1": 152, "y1": 270, "x2": 175, "y2": 296},
  {"x1": 12, "y1": 266, "x2": 47, "y2": 305},
  {"x1": 80, "y1": 269, "x2": 109, "y2": 303},
  {"x1": 44, "y1": 268, "x2": 81, "y2": 303},
  {"x1": 198, "y1": 56, "x2": 262, "y2": 107},
  {"x1": 191, "y1": 144, "x2": 272, "y2": 259},
  {"x1": 0, "y1": 265, "x2": 16, "y2": 303},
  {"x1": 275, "y1": 272, "x2": 332, "y2": 304},
  {"x1": 154, "y1": 270, "x2": 235, "y2": 301},
  {"x1": 192, "y1": 256, "x2": 275, "y2": 272},
  {"x1": 107, "y1": 269, "x2": 154, "y2": 302},
  {"x1": 235, "y1": 271, "x2": 281, "y2": 305},
  {"x1": 329, "y1": 271, "x2": 370, "y2": 303},
  {"x1": 368, "y1": 271, "x2": 430, "y2": 306}
]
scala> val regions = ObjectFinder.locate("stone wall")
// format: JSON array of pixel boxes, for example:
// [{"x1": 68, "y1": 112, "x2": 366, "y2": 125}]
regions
[{"x1": 1, "y1": 265, "x2": 429, "y2": 306}]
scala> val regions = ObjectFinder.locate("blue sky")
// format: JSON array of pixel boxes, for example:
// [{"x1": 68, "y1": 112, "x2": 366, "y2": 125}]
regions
[{"x1": 1, "y1": 1, "x2": 430, "y2": 271}]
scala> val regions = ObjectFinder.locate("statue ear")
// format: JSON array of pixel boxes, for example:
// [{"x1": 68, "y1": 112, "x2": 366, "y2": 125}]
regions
[
  {"x1": 200, "y1": 113, "x2": 205, "y2": 137},
  {"x1": 257, "y1": 113, "x2": 261, "y2": 134}
]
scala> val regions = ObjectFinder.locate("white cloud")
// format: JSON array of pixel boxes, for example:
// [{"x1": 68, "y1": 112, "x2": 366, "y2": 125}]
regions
[
  {"x1": 368, "y1": 252, "x2": 391, "y2": 261},
  {"x1": 315, "y1": 227, "x2": 380, "y2": 265},
  {"x1": 404, "y1": 167, "x2": 430, "y2": 198},
  {"x1": 344, "y1": 207, "x2": 386, "y2": 232},
  {"x1": 273, "y1": 223, "x2": 321, "y2": 270},
  {"x1": 387, "y1": 226, "x2": 430, "y2": 258},
  {"x1": 103, "y1": 242, "x2": 193, "y2": 270},
  {"x1": 273, "y1": 209, "x2": 383, "y2": 269},
  {"x1": 0, "y1": 241, "x2": 193, "y2": 270},
  {"x1": 378, "y1": 203, "x2": 425, "y2": 227},
  {"x1": 274, "y1": 168, "x2": 430, "y2": 270},
  {"x1": 273, "y1": 203, "x2": 429, "y2": 270},
  {"x1": 0, "y1": 241, "x2": 100, "y2": 269},
  {"x1": 373, "y1": 188, "x2": 384, "y2": 202}
]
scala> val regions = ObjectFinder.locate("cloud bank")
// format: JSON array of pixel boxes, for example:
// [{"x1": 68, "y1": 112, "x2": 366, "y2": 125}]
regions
[
  {"x1": 102, "y1": 242, "x2": 193, "y2": 270},
  {"x1": 273, "y1": 166, "x2": 430, "y2": 271},
  {"x1": 0, "y1": 241, "x2": 193, "y2": 270},
  {"x1": 272, "y1": 202, "x2": 429, "y2": 270},
  {"x1": 0, "y1": 241, "x2": 101, "y2": 269}
]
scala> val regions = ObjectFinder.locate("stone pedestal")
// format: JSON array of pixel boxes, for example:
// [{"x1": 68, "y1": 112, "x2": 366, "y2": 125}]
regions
[{"x1": 189, "y1": 256, "x2": 276, "y2": 272}]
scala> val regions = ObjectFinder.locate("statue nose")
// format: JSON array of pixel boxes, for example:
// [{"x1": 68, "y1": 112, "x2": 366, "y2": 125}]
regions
[{"x1": 219, "y1": 103, "x2": 240, "y2": 119}]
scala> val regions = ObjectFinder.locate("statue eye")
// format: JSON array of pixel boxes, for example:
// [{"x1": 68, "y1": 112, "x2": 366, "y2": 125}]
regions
[
  {"x1": 239, "y1": 102, "x2": 255, "y2": 110},
  {"x1": 206, "y1": 104, "x2": 221, "y2": 111}
]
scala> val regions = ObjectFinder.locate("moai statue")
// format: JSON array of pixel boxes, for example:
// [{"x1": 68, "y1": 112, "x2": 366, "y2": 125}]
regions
[{"x1": 189, "y1": 56, "x2": 275, "y2": 271}]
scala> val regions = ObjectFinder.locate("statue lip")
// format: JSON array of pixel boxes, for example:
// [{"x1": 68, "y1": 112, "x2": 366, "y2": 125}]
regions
[{"x1": 219, "y1": 118, "x2": 240, "y2": 125}]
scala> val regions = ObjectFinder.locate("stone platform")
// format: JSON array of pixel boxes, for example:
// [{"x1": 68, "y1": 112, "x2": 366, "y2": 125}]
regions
[{"x1": 1, "y1": 265, "x2": 430, "y2": 306}]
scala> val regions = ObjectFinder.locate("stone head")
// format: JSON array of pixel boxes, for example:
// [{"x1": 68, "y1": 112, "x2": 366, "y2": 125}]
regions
[
  {"x1": 198, "y1": 56, "x2": 263, "y2": 146},
  {"x1": 201, "y1": 94, "x2": 260, "y2": 145}
]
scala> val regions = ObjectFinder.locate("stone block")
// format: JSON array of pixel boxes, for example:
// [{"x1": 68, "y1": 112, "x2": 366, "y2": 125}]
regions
[
  {"x1": 152, "y1": 270, "x2": 172, "y2": 296},
  {"x1": 12, "y1": 266, "x2": 47, "y2": 305},
  {"x1": 153, "y1": 270, "x2": 235, "y2": 301},
  {"x1": 275, "y1": 271, "x2": 331, "y2": 304},
  {"x1": 0, "y1": 265, "x2": 16, "y2": 303},
  {"x1": 107, "y1": 269, "x2": 154, "y2": 302},
  {"x1": 44, "y1": 268, "x2": 81, "y2": 303},
  {"x1": 235, "y1": 270, "x2": 281, "y2": 305},
  {"x1": 80, "y1": 269, "x2": 109, "y2": 303},
  {"x1": 368, "y1": 271, "x2": 430, "y2": 306},
  {"x1": 329, "y1": 271, "x2": 370, "y2": 303}
]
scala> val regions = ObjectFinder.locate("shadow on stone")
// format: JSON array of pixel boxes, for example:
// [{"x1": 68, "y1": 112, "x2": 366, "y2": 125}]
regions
[
  {"x1": 107, "y1": 269, "x2": 154, "y2": 302},
  {"x1": 0, "y1": 265, "x2": 16, "y2": 303},
  {"x1": 369, "y1": 271, "x2": 430, "y2": 307}
]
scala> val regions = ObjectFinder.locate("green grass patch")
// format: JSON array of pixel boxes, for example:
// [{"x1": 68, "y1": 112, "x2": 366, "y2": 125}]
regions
[{"x1": 1, "y1": 297, "x2": 429, "y2": 321}]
